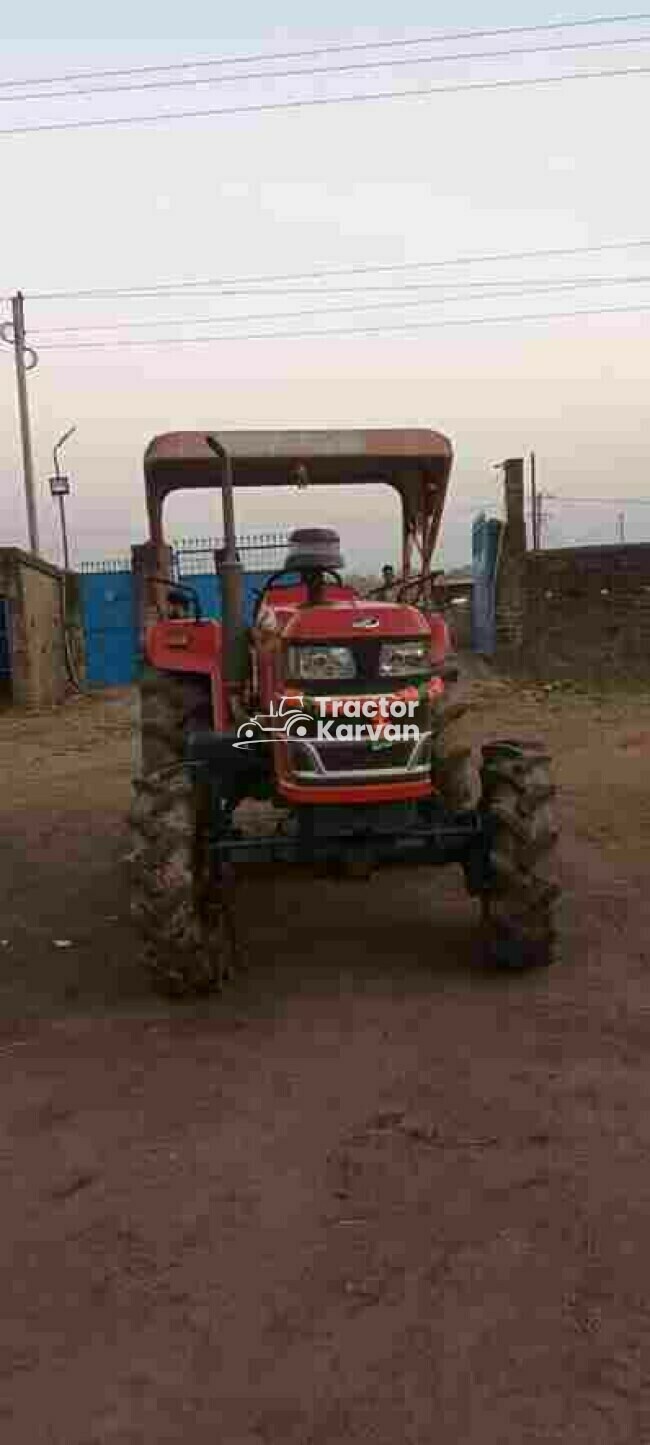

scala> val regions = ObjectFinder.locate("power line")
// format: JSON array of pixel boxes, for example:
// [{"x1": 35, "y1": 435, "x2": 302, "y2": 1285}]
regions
[
  {"x1": 2, "y1": 11, "x2": 648, "y2": 91},
  {"x1": 27, "y1": 272, "x2": 650, "y2": 336},
  {"x1": 30, "y1": 299, "x2": 650, "y2": 350},
  {"x1": 4, "y1": 31, "x2": 650, "y2": 105},
  {"x1": 25, "y1": 239, "x2": 650, "y2": 302},
  {"x1": 1, "y1": 60, "x2": 648, "y2": 137},
  {"x1": 29, "y1": 272, "x2": 648, "y2": 314},
  {"x1": 548, "y1": 493, "x2": 650, "y2": 504}
]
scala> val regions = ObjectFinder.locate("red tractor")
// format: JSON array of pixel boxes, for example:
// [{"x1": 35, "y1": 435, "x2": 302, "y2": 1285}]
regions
[{"x1": 131, "y1": 429, "x2": 559, "y2": 994}]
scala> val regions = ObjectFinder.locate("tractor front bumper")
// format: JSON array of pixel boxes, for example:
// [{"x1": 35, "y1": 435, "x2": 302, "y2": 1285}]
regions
[{"x1": 187, "y1": 730, "x2": 489, "y2": 881}]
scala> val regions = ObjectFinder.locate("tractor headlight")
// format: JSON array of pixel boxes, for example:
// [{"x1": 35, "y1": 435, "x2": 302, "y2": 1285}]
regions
[
  {"x1": 287, "y1": 645, "x2": 356, "y2": 681},
  {"x1": 379, "y1": 641, "x2": 430, "y2": 677}
]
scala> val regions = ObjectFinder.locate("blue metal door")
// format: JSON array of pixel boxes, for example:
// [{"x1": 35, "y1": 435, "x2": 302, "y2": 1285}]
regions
[
  {"x1": 471, "y1": 515, "x2": 503, "y2": 655},
  {"x1": 80, "y1": 570, "x2": 136, "y2": 686},
  {"x1": 78, "y1": 535, "x2": 289, "y2": 688}
]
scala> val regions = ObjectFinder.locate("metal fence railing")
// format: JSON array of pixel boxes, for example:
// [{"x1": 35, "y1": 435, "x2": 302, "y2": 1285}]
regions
[
  {"x1": 80, "y1": 557, "x2": 132, "y2": 573},
  {"x1": 79, "y1": 532, "x2": 290, "y2": 577},
  {"x1": 173, "y1": 532, "x2": 289, "y2": 577}
]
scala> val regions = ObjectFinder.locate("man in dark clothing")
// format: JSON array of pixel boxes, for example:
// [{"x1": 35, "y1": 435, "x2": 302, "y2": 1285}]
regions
[{"x1": 378, "y1": 564, "x2": 396, "y2": 599}]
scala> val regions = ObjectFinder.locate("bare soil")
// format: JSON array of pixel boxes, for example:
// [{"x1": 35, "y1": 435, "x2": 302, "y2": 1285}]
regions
[{"x1": 1, "y1": 673, "x2": 650, "y2": 1443}]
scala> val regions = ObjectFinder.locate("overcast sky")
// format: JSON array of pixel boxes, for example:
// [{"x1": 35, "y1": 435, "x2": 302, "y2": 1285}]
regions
[{"x1": 1, "y1": 1, "x2": 649, "y2": 572}]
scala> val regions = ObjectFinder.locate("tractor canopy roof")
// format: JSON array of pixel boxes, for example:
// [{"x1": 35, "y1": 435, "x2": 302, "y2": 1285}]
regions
[{"x1": 144, "y1": 430, "x2": 453, "y2": 565}]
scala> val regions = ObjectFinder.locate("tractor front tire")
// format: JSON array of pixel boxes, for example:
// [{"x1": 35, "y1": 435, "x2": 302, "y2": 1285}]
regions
[
  {"x1": 130, "y1": 673, "x2": 233, "y2": 997},
  {"x1": 479, "y1": 740, "x2": 560, "y2": 970},
  {"x1": 430, "y1": 694, "x2": 473, "y2": 811}
]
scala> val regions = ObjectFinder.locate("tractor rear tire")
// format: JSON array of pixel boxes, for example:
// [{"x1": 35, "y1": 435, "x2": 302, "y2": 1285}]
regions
[
  {"x1": 479, "y1": 740, "x2": 560, "y2": 970},
  {"x1": 130, "y1": 672, "x2": 234, "y2": 997},
  {"x1": 430, "y1": 695, "x2": 473, "y2": 811}
]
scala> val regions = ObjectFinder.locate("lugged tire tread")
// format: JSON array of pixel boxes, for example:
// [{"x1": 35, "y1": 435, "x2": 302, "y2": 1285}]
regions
[
  {"x1": 479, "y1": 739, "x2": 560, "y2": 970},
  {"x1": 130, "y1": 673, "x2": 232, "y2": 996},
  {"x1": 430, "y1": 696, "x2": 474, "y2": 811}
]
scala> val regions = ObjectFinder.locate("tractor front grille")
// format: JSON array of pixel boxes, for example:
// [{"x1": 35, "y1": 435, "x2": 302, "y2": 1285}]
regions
[
  {"x1": 287, "y1": 732, "x2": 431, "y2": 783},
  {"x1": 313, "y1": 740, "x2": 414, "y2": 771}
]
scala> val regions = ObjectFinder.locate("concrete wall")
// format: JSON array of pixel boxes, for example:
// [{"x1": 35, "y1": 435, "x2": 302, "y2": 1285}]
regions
[
  {"x1": 495, "y1": 466, "x2": 650, "y2": 679},
  {"x1": 0, "y1": 549, "x2": 84, "y2": 707}
]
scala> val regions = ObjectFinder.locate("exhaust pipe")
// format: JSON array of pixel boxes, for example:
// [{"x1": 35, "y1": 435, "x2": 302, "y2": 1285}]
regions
[{"x1": 205, "y1": 435, "x2": 248, "y2": 699}]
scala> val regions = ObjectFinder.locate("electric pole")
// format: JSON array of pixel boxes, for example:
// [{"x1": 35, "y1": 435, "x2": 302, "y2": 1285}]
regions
[
  {"x1": 50, "y1": 426, "x2": 76, "y2": 572},
  {"x1": 0, "y1": 293, "x2": 40, "y2": 553},
  {"x1": 617, "y1": 511, "x2": 626, "y2": 544},
  {"x1": 530, "y1": 451, "x2": 538, "y2": 549}
]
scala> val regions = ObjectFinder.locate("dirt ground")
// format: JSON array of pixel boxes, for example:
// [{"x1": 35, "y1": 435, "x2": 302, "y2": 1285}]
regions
[{"x1": 2, "y1": 673, "x2": 650, "y2": 1443}]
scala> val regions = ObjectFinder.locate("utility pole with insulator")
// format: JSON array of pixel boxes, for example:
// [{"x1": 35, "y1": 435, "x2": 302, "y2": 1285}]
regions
[{"x1": 0, "y1": 293, "x2": 40, "y2": 554}]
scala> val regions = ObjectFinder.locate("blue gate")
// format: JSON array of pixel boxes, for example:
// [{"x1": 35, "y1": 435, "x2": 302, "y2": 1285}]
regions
[
  {"x1": 174, "y1": 570, "x2": 279, "y2": 624},
  {"x1": 471, "y1": 514, "x2": 503, "y2": 655},
  {"x1": 79, "y1": 534, "x2": 288, "y2": 688},
  {"x1": 173, "y1": 535, "x2": 286, "y2": 619},
  {"x1": 80, "y1": 565, "x2": 136, "y2": 686}
]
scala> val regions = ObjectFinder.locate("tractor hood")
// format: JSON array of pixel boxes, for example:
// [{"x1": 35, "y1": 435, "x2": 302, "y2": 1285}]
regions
[{"x1": 281, "y1": 600, "x2": 430, "y2": 642}]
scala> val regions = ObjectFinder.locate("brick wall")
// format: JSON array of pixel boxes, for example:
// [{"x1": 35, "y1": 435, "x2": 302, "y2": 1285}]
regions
[
  {"x1": 523, "y1": 544, "x2": 650, "y2": 678},
  {"x1": 494, "y1": 474, "x2": 650, "y2": 678}
]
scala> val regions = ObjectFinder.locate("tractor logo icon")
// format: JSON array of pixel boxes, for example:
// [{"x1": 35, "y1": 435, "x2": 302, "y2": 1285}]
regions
[{"x1": 234, "y1": 696, "x2": 314, "y2": 749}]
